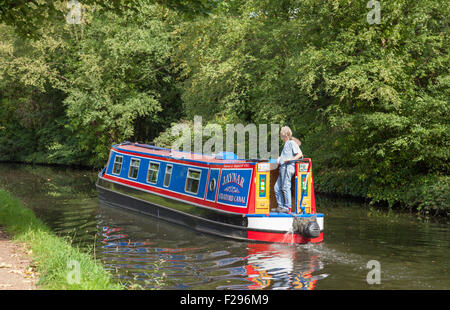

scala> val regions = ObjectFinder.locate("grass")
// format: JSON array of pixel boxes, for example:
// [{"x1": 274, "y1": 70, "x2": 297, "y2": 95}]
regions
[{"x1": 0, "y1": 189, "x2": 124, "y2": 290}]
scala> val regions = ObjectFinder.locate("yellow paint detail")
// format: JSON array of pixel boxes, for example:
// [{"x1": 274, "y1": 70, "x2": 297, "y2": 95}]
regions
[
  {"x1": 297, "y1": 163, "x2": 312, "y2": 214},
  {"x1": 255, "y1": 171, "x2": 270, "y2": 214}
]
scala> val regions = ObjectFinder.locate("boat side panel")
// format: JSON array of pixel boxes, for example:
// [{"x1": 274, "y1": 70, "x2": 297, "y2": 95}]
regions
[
  {"x1": 247, "y1": 166, "x2": 257, "y2": 214},
  {"x1": 216, "y1": 168, "x2": 253, "y2": 209},
  {"x1": 205, "y1": 168, "x2": 220, "y2": 202},
  {"x1": 105, "y1": 149, "x2": 254, "y2": 214},
  {"x1": 107, "y1": 150, "x2": 209, "y2": 199}
]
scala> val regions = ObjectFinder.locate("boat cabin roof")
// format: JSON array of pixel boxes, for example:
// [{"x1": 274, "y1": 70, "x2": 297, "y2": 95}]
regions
[{"x1": 112, "y1": 142, "x2": 265, "y2": 166}]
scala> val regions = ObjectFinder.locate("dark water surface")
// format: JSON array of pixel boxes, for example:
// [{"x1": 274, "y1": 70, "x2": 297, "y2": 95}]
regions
[{"x1": 0, "y1": 163, "x2": 448, "y2": 290}]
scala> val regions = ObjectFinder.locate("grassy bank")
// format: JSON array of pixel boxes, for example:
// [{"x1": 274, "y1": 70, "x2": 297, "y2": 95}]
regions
[{"x1": 0, "y1": 189, "x2": 123, "y2": 290}]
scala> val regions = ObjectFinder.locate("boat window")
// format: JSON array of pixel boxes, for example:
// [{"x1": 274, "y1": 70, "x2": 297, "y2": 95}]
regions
[
  {"x1": 147, "y1": 162, "x2": 160, "y2": 184},
  {"x1": 186, "y1": 169, "x2": 201, "y2": 194},
  {"x1": 163, "y1": 164, "x2": 172, "y2": 187},
  {"x1": 129, "y1": 158, "x2": 140, "y2": 179},
  {"x1": 209, "y1": 178, "x2": 216, "y2": 192},
  {"x1": 112, "y1": 155, "x2": 123, "y2": 175}
]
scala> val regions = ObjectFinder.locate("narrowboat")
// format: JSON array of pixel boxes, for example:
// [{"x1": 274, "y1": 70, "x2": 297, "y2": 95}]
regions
[{"x1": 96, "y1": 142, "x2": 324, "y2": 243}]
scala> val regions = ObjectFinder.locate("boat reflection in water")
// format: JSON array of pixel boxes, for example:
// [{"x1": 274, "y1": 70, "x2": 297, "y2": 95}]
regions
[
  {"x1": 223, "y1": 243, "x2": 325, "y2": 290},
  {"x1": 98, "y1": 220, "x2": 327, "y2": 290}
]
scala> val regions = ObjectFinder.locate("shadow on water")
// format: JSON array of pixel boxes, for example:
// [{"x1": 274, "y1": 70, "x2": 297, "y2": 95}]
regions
[{"x1": 0, "y1": 163, "x2": 448, "y2": 290}]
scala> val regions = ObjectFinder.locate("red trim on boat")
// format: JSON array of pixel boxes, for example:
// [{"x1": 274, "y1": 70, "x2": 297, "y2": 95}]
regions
[
  {"x1": 247, "y1": 166, "x2": 257, "y2": 214},
  {"x1": 247, "y1": 231, "x2": 323, "y2": 244}
]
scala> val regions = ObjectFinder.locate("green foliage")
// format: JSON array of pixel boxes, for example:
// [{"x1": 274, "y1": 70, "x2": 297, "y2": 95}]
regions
[
  {"x1": 0, "y1": 3, "x2": 183, "y2": 167},
  {"x1": 0, "y1": 0, "x2": 218, "y2": 37},
  {"x1": 61, "y1": 5, "x2": 174, "y2": 166},
  {"x1": 175, "y1": 0, "x2": 449, "y2": 214},
  {"x1": 0, "y1": 0, "x2": 448, "y2": 214}
]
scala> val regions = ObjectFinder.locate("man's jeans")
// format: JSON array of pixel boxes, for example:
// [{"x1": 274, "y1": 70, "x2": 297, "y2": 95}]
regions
[{"x1": 274, "y1": 163, "x2": 295, "y2": 210}]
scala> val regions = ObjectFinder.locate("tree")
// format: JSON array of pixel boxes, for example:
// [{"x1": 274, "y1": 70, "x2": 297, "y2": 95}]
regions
[{"x1": 175, "y1": 0, "x2": 449, "y2": 213}]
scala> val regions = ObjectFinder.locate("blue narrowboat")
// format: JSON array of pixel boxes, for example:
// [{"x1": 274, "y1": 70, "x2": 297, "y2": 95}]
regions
[{"x1": 96, "y1": 142, "x2": 324, "y2": 243}]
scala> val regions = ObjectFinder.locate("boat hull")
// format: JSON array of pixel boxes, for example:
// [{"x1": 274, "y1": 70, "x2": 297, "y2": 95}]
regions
[{"x1": 97, "y1": 174, "x2": 323, "y2": 244}]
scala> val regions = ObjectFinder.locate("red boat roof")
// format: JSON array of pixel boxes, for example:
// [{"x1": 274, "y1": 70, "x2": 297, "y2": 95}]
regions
[{"x1": 112, "y1": 143, "x2": 255, "y2": 165}]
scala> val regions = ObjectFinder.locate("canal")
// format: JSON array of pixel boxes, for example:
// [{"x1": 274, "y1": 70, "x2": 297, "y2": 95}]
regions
[{"x1": 0, "y1": 163, "x2": 448, "y2": 290}]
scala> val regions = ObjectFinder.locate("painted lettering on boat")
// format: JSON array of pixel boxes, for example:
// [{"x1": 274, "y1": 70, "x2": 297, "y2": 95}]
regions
[
  {"x1": 218, "y1": 193, "x2": 247, "y2": 204},
  {"x1": 217, "y1": 169, "x2": 252, "y2": 207},
  {"x1": 222, "y1": 172, "x2": 245, "y2": 188}
]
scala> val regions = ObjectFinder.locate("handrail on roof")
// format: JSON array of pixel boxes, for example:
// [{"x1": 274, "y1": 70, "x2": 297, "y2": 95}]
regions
[{"x1": 133, "y1": 142, "x2": 170, "y2": 152}]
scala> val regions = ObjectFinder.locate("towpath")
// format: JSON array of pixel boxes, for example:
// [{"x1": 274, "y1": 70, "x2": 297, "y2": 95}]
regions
[{"x1": 0, "y1": 227, "x2": 37, "y2": 290}]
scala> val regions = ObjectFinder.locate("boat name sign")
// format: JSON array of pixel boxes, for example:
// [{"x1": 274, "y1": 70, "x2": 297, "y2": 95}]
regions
[{"x1": 217, "y1": 170, "x2": 252, "y2": 208}]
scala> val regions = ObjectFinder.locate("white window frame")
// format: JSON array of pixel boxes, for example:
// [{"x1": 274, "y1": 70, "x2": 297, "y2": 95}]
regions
[
  {"x1": 147, "y1": 161, "x2": 160, "y2": 184},
  {"x1": 128, "y1": 158, "x2": 141, "y2": 180},
  {"x1": 112, "y1": 155, "x2": 123, "y2": 175},
  {"x1": 163, "y1": 164, "x2": 173, "y2": 187},
  {"x1": 185, "y1": 168, "x2": 202, "y2": 194}
]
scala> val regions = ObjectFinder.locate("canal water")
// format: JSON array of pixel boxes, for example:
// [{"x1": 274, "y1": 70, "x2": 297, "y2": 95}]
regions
[{"x1": 0, "y1": 163, "x2": 448, "y2": 290}]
